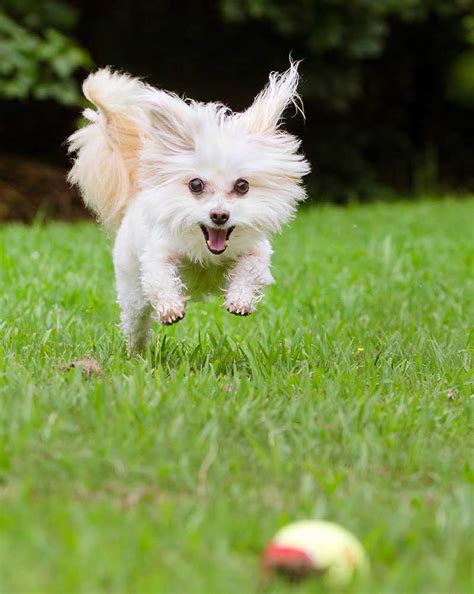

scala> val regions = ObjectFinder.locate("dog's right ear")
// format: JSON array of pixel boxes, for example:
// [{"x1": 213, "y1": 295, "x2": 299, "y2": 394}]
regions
[
  {"x1": 68, "y1": 68, "x2": 197, "y2": 227},
  {"x1": 68, "y1": 68, "x2": 149, "y2": 227},
  {"x1": 143, "y1": 88, "x2": 195, "y2": 154},
  {"x1": 82, "y1": 68, "x2": 146, "y2": 117}
]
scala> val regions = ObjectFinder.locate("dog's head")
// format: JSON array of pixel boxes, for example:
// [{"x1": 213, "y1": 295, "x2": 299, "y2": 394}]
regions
[
  {"x1": 137, "y1": 61, "x2": 310, "y2": 257},
  {"x1": 69, "y1": 62, "x2": 310, "y2": 254}
]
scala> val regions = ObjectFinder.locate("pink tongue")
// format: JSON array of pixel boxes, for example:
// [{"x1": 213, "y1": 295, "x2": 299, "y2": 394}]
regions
[{"x1": 207, "y1": 227, "x2": 227, "y2": 252}]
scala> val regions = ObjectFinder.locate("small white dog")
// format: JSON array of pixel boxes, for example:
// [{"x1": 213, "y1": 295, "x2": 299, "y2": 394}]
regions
[{"x1": 67, "y1": 61, "x2": 310, "y2": 350}]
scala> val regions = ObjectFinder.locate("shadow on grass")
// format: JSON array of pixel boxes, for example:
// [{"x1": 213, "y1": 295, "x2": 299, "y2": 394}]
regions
[{"x1": 147, "y1": 328, "x2": 311, "y2": 379}]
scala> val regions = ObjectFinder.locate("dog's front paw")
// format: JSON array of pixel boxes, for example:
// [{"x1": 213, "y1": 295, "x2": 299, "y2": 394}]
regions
[
  {"x1": 161, "y1": 310, "x2": 186, "y2": 325},
  {"x1": 152, "y1": 300, "x2": 186, "y2": 326},
  {"x1": 225, "y1": 289, "x2": 259, "y2": 317},
  {"x1": 226, "y1": 301, "x2": 254, "y2": 317}
]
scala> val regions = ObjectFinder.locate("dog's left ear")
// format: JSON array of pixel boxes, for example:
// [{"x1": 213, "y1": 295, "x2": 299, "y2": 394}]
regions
[{"x1": 239, "y1": 60, "x2": 304, "y2": 133}]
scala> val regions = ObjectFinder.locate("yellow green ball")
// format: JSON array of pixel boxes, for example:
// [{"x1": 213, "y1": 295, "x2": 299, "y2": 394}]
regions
[{"x1": 262, "y1": 520, "x2": 369, "y2": 587}]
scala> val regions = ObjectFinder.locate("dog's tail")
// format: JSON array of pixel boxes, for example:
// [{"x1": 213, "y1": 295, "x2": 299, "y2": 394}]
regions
[{"x1": 67, "y1": 68, "x2": 149, "y2": 228}]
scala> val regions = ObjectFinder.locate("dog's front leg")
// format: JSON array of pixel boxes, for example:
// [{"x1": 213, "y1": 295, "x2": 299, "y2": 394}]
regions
[
  {"x1": 140, "y1": 241, "x2": 186, "y2": 325},
  {"x1": 225, "y1": 240, "x2": 274, "y2": 316}
]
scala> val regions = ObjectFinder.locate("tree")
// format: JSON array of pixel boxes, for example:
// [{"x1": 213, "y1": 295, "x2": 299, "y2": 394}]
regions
[{"x1": 0, "y1": 0, "x2": 90, "y2": 105}]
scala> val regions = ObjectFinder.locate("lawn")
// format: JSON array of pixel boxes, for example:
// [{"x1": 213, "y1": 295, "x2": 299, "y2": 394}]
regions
[{"x1": 0, "y1": 198, "x2": 472, "y2": 594}]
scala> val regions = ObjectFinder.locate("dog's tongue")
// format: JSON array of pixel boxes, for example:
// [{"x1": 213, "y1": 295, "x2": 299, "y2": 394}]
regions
[{"x1": 207, "y1": 227, "x2": 227, "y2": 252}]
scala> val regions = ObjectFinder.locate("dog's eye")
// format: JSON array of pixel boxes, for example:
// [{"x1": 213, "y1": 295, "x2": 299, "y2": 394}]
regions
[
  {"x1": 234, "y1": 178, "x2": 249, "y2": 195},
  {"x1": 189, "y1": 178, "x2": 205, "y2": 194}
]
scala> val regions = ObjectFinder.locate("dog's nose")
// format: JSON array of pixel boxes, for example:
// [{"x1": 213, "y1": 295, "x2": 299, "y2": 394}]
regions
[{"x1": 210, "y1": 209, "x2": 230, "y2": 226}]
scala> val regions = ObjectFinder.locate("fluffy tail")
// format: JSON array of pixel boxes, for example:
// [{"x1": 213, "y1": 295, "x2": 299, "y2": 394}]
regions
[{"x1": 67, "y1": 69, "x2": 149, "y2": 228}]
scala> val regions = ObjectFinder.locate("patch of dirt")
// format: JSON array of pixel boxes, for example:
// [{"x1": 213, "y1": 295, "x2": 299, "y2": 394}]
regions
[
  {"x1": 0, "y1": 154, "x2": 88, "y2": 222},
  {"x1": 58, "y1": 358, "x2": 103, "y2": 376}
]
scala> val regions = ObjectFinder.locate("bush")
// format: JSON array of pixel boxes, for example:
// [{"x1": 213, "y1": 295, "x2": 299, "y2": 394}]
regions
[{"x1": 0, "y1": 0, "x2": 90, "y2": 105}]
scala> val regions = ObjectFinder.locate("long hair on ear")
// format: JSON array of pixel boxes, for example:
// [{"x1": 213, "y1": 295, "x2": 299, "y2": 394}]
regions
[
  {"x1": 237, "y1": 59, "x2": 304, "y2": 133},
  {"x1": 67, "y1": 69, "x2": 150, "y2": 228}
]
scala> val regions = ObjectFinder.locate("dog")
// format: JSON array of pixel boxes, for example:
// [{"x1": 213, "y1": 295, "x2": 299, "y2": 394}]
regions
[{"x1": 67, "y1": 61, "x2": 310, "y2": 350}]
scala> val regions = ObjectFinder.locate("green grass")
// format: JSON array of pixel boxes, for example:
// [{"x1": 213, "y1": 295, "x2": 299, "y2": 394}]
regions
[{"x1": 0, "y1": 198, "x2": 473, "y2": 594}]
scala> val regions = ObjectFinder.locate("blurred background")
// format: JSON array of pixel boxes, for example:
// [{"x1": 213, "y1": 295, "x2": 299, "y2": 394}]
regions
[{"x1": 1, "y1": 0, "x2": 473, "y2": 221}]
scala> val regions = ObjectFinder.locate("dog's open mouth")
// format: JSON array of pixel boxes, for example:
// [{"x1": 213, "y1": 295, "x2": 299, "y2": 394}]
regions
[{"x1": 200, "y1": 225, "x2": 235, "y2": 254}]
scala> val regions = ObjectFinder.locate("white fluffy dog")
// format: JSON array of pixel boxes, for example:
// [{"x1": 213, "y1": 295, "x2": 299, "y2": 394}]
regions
[{"x1": 67, "y1": 62, "x2": 310, "y2": 350}]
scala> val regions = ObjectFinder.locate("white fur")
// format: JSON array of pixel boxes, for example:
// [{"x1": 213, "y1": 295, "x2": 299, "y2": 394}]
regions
[{"x1": 67, "y1": 62, "x2": 310, "y2": 350}]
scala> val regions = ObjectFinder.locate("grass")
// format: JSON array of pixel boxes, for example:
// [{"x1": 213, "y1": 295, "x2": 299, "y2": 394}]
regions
[{"x1": 0, "y1": 198, "x2": 473, "y2": 594}]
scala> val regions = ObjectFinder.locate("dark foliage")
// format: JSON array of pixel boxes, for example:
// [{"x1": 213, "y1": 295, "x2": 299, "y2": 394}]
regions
[{"x1": 1, "y1": 0, "x2": 473, "y2": 208}]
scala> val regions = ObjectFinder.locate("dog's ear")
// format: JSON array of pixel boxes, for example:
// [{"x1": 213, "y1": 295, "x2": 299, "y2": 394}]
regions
[
  {"x1": 145, "y1": 90, "x2": 195, "y2": 154},
  {"x1": 68, "y1": 69, "x2": 195, "y2": 228},
  {"x1": 239, "y1": 60, "x2": 304, "y2": 133},
  {"x1": 82, "y1": 68, "x2": 147, "y2": 159},
  {"x1": 68, "y1": 68, "x2": 150, "y2": 227}
]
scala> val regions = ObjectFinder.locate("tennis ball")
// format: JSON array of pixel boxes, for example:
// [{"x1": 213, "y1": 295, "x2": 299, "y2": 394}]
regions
[{"x1": 262, "y1": 520, "x2": 368, "y2": 587}]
